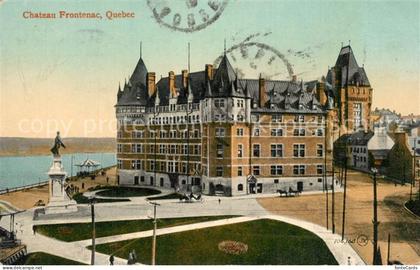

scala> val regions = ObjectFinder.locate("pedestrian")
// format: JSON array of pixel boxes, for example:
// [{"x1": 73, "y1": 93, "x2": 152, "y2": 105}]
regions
[
  {"x1": 106, "y1": 177, "x2": 109, "y2": 183},
  {"x1": 109, "y1": 255, "x2": 114, "y2": 265},
  {"x1": 32, "y1": 226, "x2": 36, "y2": 235},
  {"x1": 82, "y1": 182, "x2": 85, "y2": 189},
  {"x1": 218, "y1": 198, "x2": 221, "y2": 204}
]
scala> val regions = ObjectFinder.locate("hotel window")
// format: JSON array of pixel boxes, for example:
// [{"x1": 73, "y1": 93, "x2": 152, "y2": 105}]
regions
[
  {"x1": 168, "y1": 162, "x2": 174, "y2": 172},
  {"x1": 253, "y1": 166, "x2": 260, "y2": 176},
  {"x1": 271, "y1": 128, "x2": 283, "y2": 137},
  {"x1": 182, "y1": 163, "x2": 187, "y2": 173},
  {"x1": 317, "y1": 128, "x2": 324, "y2": 136},
  {"x1": 216, "y1": 144, "x2": 224, "y2": 158},
  {"x1": 170, "y1": 145, "x2": 176, "y2": 154},
  {"x1": 271, "y1": 144, "x2": 283, "y2": 157},
  {"x1": 182, "y1": 145, "x2": 188, "y2": 155},
  {"x1": 117, "y1": 160, "x2": 123, "y2": 169},
  {"x1": 317, "y1": 116, "x2": 323, "y2": 124},
  {"x1": 237, "y1": 128, "x2": 244, "y2": 136},
  {"x1": 317, "y1": 144, "x2": 324, "y2": 157},
  {"x1": 117, "y1": 131, "x2": 122, "y2": 138},
  {"x1": 216, "y1": 166, "x2": 223, "y2": 177},
  {"x1": 193, "y1": 145, "x2": 200, "y2": 155},
  {"x1": 294, "y1": 115, "x2": 305, "y2": 122},
  {"x1": 214, "y1": 99, "x2": 225, "y2": 108},
  {"x1": 317, "y1": 165, "x2": 324, "y2": 175},
  {"x1": 293, "y1": 165, "x2": 305, "y2": 175},
  {"x1": 274, "y1": 179, "x2": 279, "y2": 184},
  {"x1": 238, "y1": 144, "x2": 243, "y2": 157},
  {"x1": 253, "y1": 128, "x2": 260, "y2": 136},
  {"x1": 293, "y1": 144, "x2": 305, "y2": 157},
  {"x1": 237, "y1": 99, "x2": 244, "y2": 108},
  {"x1": 174, "y1": 162, "x2": 179, "y2": 173},
  {"x1": 118, "y1": 144, "x2": 123, "y2": 153},
  {"x1": 159, "y1": 145, "x2": 165, "y2": 154},
  {"x1": 237, "y1": 114, "x2": 244, "y2": 122},
  {"x1": 353, "y1": 103, "x2": 362, "y2": 130},
  {"x1": 215, "y1": 127, "x2": 225, "y2": 137},
  {"x1": 160, "y1": 161, "x2": 166, "y2": 171},
  {"x1": 150, "y1": 161, "x2": 155, "y2": 171},
  {"x1": 271, "y1": 165, "x2": 283, "y2": 175},
  {"x1": 238, "y1": 166, "x2": 243, "y2": 176},
  {"x1": 253, "y1": 144, "x2": 260, "y2": 157},
  {"x1": 132, "y1": 160, "x2": 141, "y2": 170},
  {"x1": 194, "y1": 130, "x2": 199, "y2": 138},
  {"x1": 293, "y1": 128, "x2": 305, "y2": 136},
  {"x1": 272, "y1": 114, "x2": 282, "y2": 123}
]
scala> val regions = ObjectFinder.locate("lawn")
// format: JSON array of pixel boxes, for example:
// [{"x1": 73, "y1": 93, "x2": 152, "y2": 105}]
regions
[
  {"x1": 93, "y1": 219, "x2": 338, "y2": 265},
  {"x1": 96, "y1": 186, "x2": 161, "y2": 197},
  {"x1": 148, "y1": 193, "x2": 184, "y2": 200},
  {"x1": 14, "y1": 252, "x2": 85, "y2": 265},
  {"x1": 35, "y1": 215, "x2": 239, "y2": 242},
  {"x1": 72, "y1": 193, "x2": 130, "y2": 204}
]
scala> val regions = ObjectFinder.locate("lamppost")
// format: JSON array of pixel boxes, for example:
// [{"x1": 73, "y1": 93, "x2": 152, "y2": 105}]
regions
[
  {"x1": 152, "y1": 107, "x2": 160, "y2": 187},
  {"x1": 185, "y1": 99, "x2": 194, "y2": 191},
  {"x1": 89, "y1": 195, "x2": 96, "y2": 265},
  {"x1": 149, "y1": 201, "x2": 160, "y2": 265},
  {"x1": 341, "y1": 137, "x2": 349, "y2": 241},
  {"x1": 371, "y1": 167, "x2": 380, "y2": 265}
]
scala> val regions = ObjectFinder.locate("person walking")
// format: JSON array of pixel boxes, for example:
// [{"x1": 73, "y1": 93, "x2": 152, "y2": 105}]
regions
[
  {"x1": 218, "y1": 198, "x2": 221, "y2": 204},
  {"x1": 109, "y1": 255, "x2": 114, "y2": 265}
]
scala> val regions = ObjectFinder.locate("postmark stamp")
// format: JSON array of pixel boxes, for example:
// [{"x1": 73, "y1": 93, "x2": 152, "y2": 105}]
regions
[
  {"x1": 147, "y1": 0, "x2": 228, "y2": 33},
  {"x1": 213, "y1": 33, "x2": 295, "y2": 79}
]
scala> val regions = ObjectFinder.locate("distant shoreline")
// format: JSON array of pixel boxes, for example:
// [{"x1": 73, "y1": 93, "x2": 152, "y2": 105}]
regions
[{"x1": 0, "y1": 137, "x2": 116, "y2": 157}]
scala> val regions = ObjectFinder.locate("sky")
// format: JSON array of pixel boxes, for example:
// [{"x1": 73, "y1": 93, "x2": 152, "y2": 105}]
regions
[{"x1": 0, "y1": 0, "x2": 419, "y2": 138}]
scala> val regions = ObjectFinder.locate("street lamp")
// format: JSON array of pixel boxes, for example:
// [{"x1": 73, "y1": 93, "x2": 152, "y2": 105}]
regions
[
  {"x1": 371, "y1": 167, "x2": 381, "y2": 265},
  {"x1": 152, "y1": 107, "x2": 160, "y2": 187},
  {"x1": 89, "y1": 195, "x2": 96, "y2": 265}
]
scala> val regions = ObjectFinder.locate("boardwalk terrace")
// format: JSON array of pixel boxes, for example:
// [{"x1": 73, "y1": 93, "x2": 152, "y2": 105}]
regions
[{"x1": 115, "y1": 53, "x2": 334, "y2": 196}]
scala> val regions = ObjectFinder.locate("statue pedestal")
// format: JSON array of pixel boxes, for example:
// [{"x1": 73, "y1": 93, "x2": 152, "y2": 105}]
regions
[{"x1": 45, "y1": 156, "x2": 78, "y2": 215}]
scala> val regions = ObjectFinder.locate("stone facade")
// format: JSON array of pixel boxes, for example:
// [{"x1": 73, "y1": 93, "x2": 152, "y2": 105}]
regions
[{"x1": 114, "y1": 49, "x2": 359, "y2": 196}]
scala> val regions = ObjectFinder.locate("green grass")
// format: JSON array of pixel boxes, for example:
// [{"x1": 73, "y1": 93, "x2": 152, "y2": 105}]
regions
[
  {"x1": 35, "y1": 215, "x2": 239, "y2": 242},
  {"x1": 96, "y1": 186, "x2": 161, "y2": 197},
  {"x1": 72, "y1": 193, "x2": 130, "y2": 204},
  {"x1": 14, "y1": 252, "x2": 85, "y2": 265},
  {"x1": 148, "y1": 193, "x2": 184, "y2": 200},
  {"x1": 93, "y1": 219, "x2": 338, "y2": 265}
]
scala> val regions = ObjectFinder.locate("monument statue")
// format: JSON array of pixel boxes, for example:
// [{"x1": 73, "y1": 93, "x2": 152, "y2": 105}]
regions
[
  {"x1": 45, "y1": 131, "x2": 77, "y2": 215},
  {"x1": 50, "y1": 131, "x2": 66, "y2": 156}
]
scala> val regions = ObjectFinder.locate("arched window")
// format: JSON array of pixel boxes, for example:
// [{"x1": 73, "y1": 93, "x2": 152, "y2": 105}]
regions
[{"x1": 238, "y1": 184, "x2": 243, "y2": 191}]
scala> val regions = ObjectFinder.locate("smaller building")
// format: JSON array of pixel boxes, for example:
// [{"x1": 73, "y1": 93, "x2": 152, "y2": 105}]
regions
[
  {"x1": 387, "y1": 125, "x2": 420, "y2": 183},
  {"x1": 334, "y1": 126, "x2": 394, "y2": 172}
]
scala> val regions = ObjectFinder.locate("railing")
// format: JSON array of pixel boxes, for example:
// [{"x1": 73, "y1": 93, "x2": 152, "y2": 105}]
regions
[{"x1": 0, "y1": 180, "x2": 49, "y2": 195}]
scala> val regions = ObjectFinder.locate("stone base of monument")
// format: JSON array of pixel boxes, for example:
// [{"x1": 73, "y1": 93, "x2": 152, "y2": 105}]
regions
[{"x1": 44, "y1": 156, "x2": 78, "y2": 215}]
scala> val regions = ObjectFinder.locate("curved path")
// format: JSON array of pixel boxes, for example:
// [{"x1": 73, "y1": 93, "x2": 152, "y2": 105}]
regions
[{"x1": 1, "y1": 190, "x2": 363, "y2": 265}]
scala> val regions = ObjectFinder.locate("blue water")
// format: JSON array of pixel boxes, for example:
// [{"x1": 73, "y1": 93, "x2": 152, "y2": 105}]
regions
[{"x1": 0, "y1": 153, "x2": 116, "y2": 190}]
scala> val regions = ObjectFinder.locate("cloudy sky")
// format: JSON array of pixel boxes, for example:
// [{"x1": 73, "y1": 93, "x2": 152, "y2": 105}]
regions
[{"x1": 0, "y1": 0, "x2": 419, "y2": 137}]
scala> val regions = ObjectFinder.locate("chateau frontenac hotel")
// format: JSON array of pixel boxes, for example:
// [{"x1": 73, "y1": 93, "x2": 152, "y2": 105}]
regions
[{"x1": 115, "y1": 45, "x2": 372, "y2": 196}]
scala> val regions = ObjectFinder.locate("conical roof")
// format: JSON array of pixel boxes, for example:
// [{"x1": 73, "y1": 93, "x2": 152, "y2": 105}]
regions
[{"x1": 130, "y1": 57, "x2": 148, "y2": 87}]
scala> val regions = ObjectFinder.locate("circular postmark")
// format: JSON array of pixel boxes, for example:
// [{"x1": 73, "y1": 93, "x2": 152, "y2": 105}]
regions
[
  {"x1": 218, "y1": 240, "x2": 248, "y2": 255},
  {"x1": 147, "y1": 0, "x2": 228, "y2": 33},
  {"x1": 213, "y1": 33, "x2": 295, "y2": 80},
  {"x1": 356, "y1": 234, "x2": 369, "y2": 246}
]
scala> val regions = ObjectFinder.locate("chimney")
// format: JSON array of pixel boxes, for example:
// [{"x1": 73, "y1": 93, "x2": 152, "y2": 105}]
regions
[
  {"x1": 147, "y1": 72, "x2": 156, "y2": 97},
  {"x1": 181, "y1": 69, "x2": 188, "y2": 88},
  {"x1": 205, "y1": 64, "x2": 214, "y2": 81},
  {"x1": 316, "y1": 81, "x2": 327, "y2": 106},
  {"x1": 292, "y1": 75, "x2": 297, "y2": 82},
  {"x1": 168, "y1": 71, "x2": 176, "y2": 97},
  {"x1": 394, "y1": 131, "x2": 408, "y2": 147},
  {"x1": 259, "y1": 75, "x2": 267, "y2": 108}
]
